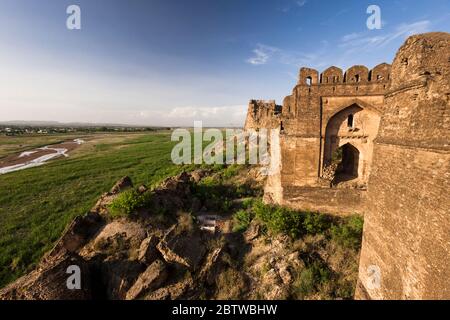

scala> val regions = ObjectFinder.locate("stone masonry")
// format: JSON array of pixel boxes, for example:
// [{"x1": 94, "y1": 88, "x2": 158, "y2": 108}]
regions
[{"x1": 245, "y1": 32, "x2": 450, "y2": 299}]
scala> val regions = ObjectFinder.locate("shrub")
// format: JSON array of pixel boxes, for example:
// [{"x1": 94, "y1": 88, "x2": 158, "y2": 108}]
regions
[
  {"x1": 334, "y1": 280, "x2": 356, "y2": 299},
  {"x1": 108, "y1": 189, "x2": 151, "y2": 217},
  {"x1": 292, "y1": 262, "x2": 332, "y2": 299},
  {"x1": 331, "y1": 215, "x2": 364, "y2": 249},
  {"x1": 212, "y1": 164, "x2": 226, "y2": 172},
  {"x1": 303, "y1": 213, "x2": 331, "y2": 235},
  {"x1": 252, "y1": 201, "x2": 304, "y2": 238},
  {"x1": 193, "y1": 176, "x2": 223, "y2": 200},
  {"x1": 241, "y1": 198, "x2": 255, "y2": 210},
  {"x1": 221, "y1": 198, "x2": 233, "y2": 212},
  {"x1": 232, "y1": 210, "x2": 254, "y2": 232},
  {"x1": 222, "y1": 164, "x2": 241, "y2": 179}
]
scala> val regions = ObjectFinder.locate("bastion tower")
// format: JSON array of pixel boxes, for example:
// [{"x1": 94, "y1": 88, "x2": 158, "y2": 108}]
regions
[{"x1": 356, "y1": 32, "x2": 450, "y2": 299}]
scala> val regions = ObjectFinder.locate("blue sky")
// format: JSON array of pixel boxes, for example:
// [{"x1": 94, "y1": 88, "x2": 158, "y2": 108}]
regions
[{"x1": 0, "y1": 0, "x2": 449, "y2": 126}]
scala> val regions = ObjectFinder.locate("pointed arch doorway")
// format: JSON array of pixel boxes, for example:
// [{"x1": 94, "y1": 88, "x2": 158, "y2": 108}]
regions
[{"x1": 331, "y1": 143, "x2": 360, "y2": 184}]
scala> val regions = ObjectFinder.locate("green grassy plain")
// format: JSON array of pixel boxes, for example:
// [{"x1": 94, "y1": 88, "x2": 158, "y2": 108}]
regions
[{"x1": 0, "y1": 131, "x2": 188, "y2": 287}]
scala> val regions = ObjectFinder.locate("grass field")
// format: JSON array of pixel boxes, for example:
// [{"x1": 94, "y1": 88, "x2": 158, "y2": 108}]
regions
[{"x1": 0, "y1": 131, "x2": 190, "y2": 287}]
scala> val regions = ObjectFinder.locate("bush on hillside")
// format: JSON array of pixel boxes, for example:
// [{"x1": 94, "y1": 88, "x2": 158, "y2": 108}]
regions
[
  {"x1": 330, "y1": 215, "x2": 364, "y2": 249},
  {"x1": 108, "y1": 189, "x2": 152, "y2": 217},
  {"x1": 232, "y1": 209, "x2": 254, "y2": 232}
]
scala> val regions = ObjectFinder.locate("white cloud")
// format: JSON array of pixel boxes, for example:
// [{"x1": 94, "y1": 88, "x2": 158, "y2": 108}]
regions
[
  {"x1": 136, "y1": 105, "x2": 248, "y2": 127},
  {"x1": 246, "y1": 44, "x2": 279, "y2": 65},
  {"x1": 247, "y1": 40, "x2": 332, "y2": 70},
  {"x1": 340, "y1": 20, "x2": 431, "y2": 50},
  {"x1": 341, "y1": 32, "x2": 363, "y2": 42},
  {"x1": 279, "y1": 0, "x2": 308, "y2": 13}
]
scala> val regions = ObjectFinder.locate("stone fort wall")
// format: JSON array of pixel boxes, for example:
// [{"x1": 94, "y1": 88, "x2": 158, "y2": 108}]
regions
[
  {"x1": 356, "y1": 32, "x2": 450, "y2": 300},
  {"x1": 245, "y1": 62, "x2": 391, "y2": 215},
  {"x1": 245, "y1": 32, "x2": 450, "y2": 299}
]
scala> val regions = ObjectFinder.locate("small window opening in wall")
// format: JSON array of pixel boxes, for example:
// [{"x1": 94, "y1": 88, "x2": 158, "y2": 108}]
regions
[
  {"x1": 280, "y1": 121, "x2": 284, "y2": 131},
  {"x1": 347, "y1": 114, "x2": 354, "y2": 128},
  {"x1": 306, "y1": 76, "x2": 312, "y2": 86},
  {"x1": 355, "y1": 74, "x2": 360, "y2": 82}
]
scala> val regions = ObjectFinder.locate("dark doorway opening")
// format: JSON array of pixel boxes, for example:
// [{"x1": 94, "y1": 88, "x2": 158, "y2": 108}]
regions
[{"x1": 331, "y1": 143, "x2": 359, "y2": 185}]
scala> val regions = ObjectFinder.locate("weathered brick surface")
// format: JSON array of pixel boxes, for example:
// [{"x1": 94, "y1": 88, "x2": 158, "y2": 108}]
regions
[
  {"x1": 245, "y1": 51, "x2": 389, "y2": 213},
  {"x1": 356, "y1": 32, "x2": 450, "y2": 300},
  {"x1": 357, "y1": 144, "x2": 450, "y2": 299},
  {"x1": 245, "y1": 32, "x2": 450, "y2": 299}
]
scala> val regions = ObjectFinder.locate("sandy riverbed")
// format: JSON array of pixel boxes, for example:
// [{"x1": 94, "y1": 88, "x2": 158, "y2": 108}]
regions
[{"x1": 0, "y1": 139, "x2": 85, "y2": 175}]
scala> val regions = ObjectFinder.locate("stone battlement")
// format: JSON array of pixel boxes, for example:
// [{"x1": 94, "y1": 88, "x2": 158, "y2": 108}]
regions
[{"x1": 298, "y1": 63, "x2": 391, "y2": 86}]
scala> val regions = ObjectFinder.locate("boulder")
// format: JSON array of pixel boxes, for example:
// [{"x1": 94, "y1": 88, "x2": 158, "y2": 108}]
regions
[
  {"x1": 158, "y1": 172, "x2": 191, "y2": 195},
  {"x1": 110, "y1": 176, "x2": 133, "y2": 194},
  {"x1": 190, "y1": 169, "x2": 208, "y2": 183},
  {"x1": 275, "y1": 261, "x2": 293, "y2": 285},
  {"x1": 244, "y1": 221, "x2": 260, "y2": 242},
  {"x1": 90, "y1": 192, "x2": 116, "y2": 215},
  {"x1": 0, "y1": 250, "x2": 92, "y2": 300},
  {"x1": 157, "y1": 225, "x2": 206, "y2": 270},
  {"x1": 199, "y1": 248, "x2": 224, "y2": 286},
  {"x1": 144, "y1": 287, "x2": 170, "y2": 300},
  {"x1": 47, "y1": 212, "x2": 104, "y2": 258},
  {"x1": 79, "y1": 220, "x2": 147, "y2": 260},
  {"x1": 100, "y1": 258, "x2": 145, "y2": 300},
  {"x1": 126, "y1": 260, "x2": 168, "y2": 300},
  {"x1": 137, "y1": 185, "x2": 148, "y2": 194},
  {"x1": 138, "y1": 235, "x2": 160, "y2": 265}
]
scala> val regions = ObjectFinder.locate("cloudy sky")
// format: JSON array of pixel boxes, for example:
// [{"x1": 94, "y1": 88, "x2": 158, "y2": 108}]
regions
[{"x1": 0, "y1": 0, "x2": 449, "y2": 127}]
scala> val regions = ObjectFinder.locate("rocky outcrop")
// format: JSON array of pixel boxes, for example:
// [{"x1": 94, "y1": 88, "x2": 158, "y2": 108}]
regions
[
  {"x1": 0, "y1": 171, "x2": 211, "y2": 300},
  {"x1": 156, "y1": 224, "x2": 206, "y2": 270},
  {"x1": 0, "y1": 250, "x2": 92, "y2": 300},
  {"x1": 125, "y1": 260, "x2": 168, "y2": 300},
  {"x1": 99, "y1": 259, "x2": 145, "y2": 299},
  {"x1": 47, "y1": 212, "x2": 105, "y2": 258},
  {"x1": 110, "y1": 176, "x2": 133, "y2": 194},
  {"x1": 138, "y1": 236, "x2": 160, "y2": 265}
]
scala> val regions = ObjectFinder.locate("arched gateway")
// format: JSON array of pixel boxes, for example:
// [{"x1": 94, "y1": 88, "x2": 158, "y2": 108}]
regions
[
  {"x1": 245, "y1": 63, "x2": 388, "y2": 214},
  {"x1": 322, "y1": 102, "x2": 381, "y2": 187}
]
